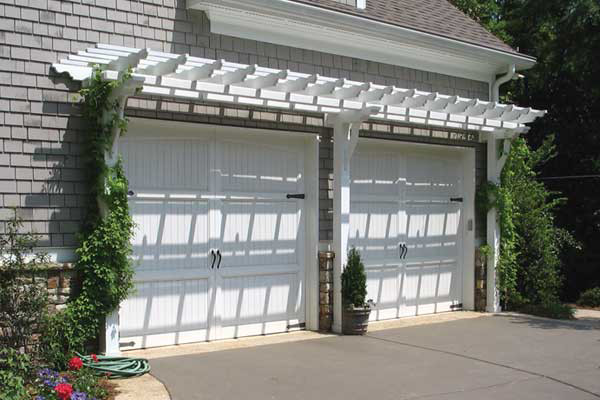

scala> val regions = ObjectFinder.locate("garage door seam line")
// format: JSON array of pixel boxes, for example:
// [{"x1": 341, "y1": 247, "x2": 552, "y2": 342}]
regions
[{"x1": 364, "y1": 334, "x2": 600, "y2": 398}]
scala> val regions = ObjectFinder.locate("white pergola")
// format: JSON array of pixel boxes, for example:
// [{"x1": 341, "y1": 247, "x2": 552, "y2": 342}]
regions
[{"x1": 53, "y1": 44, "x2": 545, "y2": 343}]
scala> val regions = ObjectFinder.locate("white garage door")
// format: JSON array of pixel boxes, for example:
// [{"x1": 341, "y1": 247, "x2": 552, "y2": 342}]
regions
[
  {"x1": 117, "y1": 126, "x2": 306, "y2": 349},
  {"x1": 350, "y1": 141, "x2": 464, "y2": 321}
]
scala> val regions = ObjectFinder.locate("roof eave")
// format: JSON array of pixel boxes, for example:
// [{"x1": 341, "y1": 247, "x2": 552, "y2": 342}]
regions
[{"x1": 188, "y1": 0, "x2": 536, "y2": 77}]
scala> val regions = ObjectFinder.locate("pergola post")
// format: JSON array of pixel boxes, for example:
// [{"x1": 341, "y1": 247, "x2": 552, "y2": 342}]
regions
[
  {"x1": 485, "y1": 130, "x2": 515, "y2": 313},
  {"x1": 327, "y1": 108, "x2": 375, "y2": 333},
  {"x1": 332, "y1": 122, "x2": 357, "y2": 333},
  {"x1": 99, "y1": 77, "x2": 143, "y2": 356},
  {"x1": 486, "y1": 136, "x2": 501, "y2": 312}
]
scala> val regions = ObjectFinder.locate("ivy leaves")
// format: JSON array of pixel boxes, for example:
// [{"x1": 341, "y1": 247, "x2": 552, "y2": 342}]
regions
[
  {"x1": 477, "y1": 137, "x2": 575, "y2": 310},
  {"x1": 41, "y1": 67, "x2": 136, "y2": 368}
]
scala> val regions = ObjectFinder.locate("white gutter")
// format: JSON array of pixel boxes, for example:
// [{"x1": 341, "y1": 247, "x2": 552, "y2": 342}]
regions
[{"x1": 188, "y1": 0, "x2": 537, "y2": 71}]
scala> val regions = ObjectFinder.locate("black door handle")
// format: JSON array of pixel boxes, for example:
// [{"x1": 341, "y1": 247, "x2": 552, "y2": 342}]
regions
[
  {"x1": 216, "y1": 250, "x2": 222, "y2": 269},
  {"x1": 210, "y1": 250, "x2": 216, "y2": 269},
  {"x1": 399, "y1": 243, "x2": 408, "y2": 259}
]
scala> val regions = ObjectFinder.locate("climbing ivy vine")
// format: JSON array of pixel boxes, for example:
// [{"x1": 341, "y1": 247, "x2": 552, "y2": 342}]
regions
[
  {"x1": 477, "y1": 137, "x2": 576, "y2": 311},
  {"x1": 477, "y1": 178, "x2": 518, "y2": 306},
  {"x1": 42, "y1": 67, "x2": 137, "y2": 368}
]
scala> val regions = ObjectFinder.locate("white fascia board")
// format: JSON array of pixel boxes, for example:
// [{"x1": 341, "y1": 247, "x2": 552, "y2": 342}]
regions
[{"x1": 188, "y1": 0, "x2": 536, "y2": 82}]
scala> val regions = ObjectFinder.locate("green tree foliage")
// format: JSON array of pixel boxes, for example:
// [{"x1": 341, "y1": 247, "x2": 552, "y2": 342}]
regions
[
  {"x1": 502, "y1": 137, "x2": 575, "y2": 306},
  {"x1": 341, "y1": 248, "x2": 368, "y2": 308},
  {"x1": 452, "y1": 0, "x2": 600, "y2": 301},
  {"x1": 0, "y1": 213, "x2": 49, "y2": 354}
]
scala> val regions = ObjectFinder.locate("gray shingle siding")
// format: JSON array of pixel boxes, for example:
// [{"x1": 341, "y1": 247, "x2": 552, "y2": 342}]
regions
[{"x1": 0, "y1": 0, "x2": 489, "y2": 246}]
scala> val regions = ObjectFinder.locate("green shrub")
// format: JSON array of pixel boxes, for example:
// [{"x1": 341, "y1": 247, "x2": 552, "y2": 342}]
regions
[
  {"x1": 0, "y1": 348, "x2": 31, "y2": 400},
  {"x1": 0, "y1": 212, "x2": 49, "y2": 355},
  {"x1": 341, "y1": 248, "x2": 368, "y2": 308},
  {"x1": 519, "y1": 301, "x2": 575, "y2": 320},
  {"x1": 577, "y1": 287, "x2": 600, "y2": 308}
]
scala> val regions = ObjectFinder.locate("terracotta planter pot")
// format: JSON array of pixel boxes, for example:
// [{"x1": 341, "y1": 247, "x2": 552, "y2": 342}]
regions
[{"x1": 342, "y1": 306, "x2": 371, "y2": 335}]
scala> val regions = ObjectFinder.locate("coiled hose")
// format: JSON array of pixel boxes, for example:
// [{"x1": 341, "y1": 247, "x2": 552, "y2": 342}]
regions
[{"x1": 77, "y1": 353, "x2": 151, "y2": 379}]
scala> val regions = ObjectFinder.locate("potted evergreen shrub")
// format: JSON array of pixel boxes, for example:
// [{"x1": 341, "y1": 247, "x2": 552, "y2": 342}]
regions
[{"x1": 341, "y1": 248, "x2": 371, "y2": 335}]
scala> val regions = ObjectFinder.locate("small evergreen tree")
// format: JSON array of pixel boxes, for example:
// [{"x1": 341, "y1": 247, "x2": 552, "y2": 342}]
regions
[
  {"x1": 341, "y1": 248, "x2": 368, "y2": 308},
  {"x1": 0, "y1": 212, "x2": 49, "y2": 354}
]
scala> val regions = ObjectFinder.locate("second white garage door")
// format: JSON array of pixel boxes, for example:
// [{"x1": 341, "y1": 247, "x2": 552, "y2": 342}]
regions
[
  {"x1": 349, "y1": 140, "x2": 466, "y2": 320},
  {"x1": 117, "y1": 121, "x2": 309, "y2": 349}
]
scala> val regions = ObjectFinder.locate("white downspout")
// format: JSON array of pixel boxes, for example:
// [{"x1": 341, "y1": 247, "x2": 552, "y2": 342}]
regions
[
  {"x1": 486, "y1": 64, "x2": 516, "y2": 313},
  {"x1": 492, "y1": 64, "x2": 516, "y2": 102}
]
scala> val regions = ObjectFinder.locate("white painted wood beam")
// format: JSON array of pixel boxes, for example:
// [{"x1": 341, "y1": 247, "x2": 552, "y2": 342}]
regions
[
  {"x1": 171, "y1": 59, "x2": 222, "y2": 81},
  {"x1": 461, "y1": 101, "x2": 494, "y2": 117},
  {"x1": 107, "y1": 48, "x2": 148, "y2": 71},
  {"x1": 137, "y1": 54, "x2": 187, "y2": 76},
  {"x1": 356, "y1": 85, "x2": 393, "y2": 103},
  {"x1": 213, "y1": 65, "x2": 256, "y2": 85},
  {"x1": 237, "y1": 69, "x2": 287, "y2": 89},
  {"x1": 275, "y1": 73, "x2": 317, "y2": 93},
  {"x1": 332, "y1": 81, "x2": 370, "y2": 100},
  {"x1": 424, "y1": 95, "x2": 457, "y2": 111},
  {"x1": 379, "y1": 88, "x2": 415, "y2": 105},
  {"x1": 444, "y1": 98, "x2": 476, "y2": 114},
  {"x1": 402, "y1": 92, "x2": 436, "y2": 108},
  {"x1": 482, "y1": 104, "x2": 511, "y2": 120}
]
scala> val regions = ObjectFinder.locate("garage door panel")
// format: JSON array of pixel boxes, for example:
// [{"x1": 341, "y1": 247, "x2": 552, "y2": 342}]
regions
[
  {"x1": 351, "y1": 151, "x2": 400, "y2": 197},
  {"x1": 214, "y1": 134, "x2": 306, "y2": 341},
  {"x1": 130, "y1": 199, "x2": 210, "y2": 273},
  {"x1": 217, "y1": 140, "x2": 302, "y2": 195},
  {"x1": 405, "y1": 205, "x2": 462, "y2": 262},
  {"x1": 119, "y1": 278, "x2": 211, "y2": 349},
  {"x1": 218, "y1": 272, "x2": 303, "y2": 338},
  {"x1": 218, "y1": 200, "x2": 302, "y2": 268},
  {"x1": 349, "y1": 201, "x2": 399, "y2": 262},
  {"x1": 121, "y1": 139, "x2": 211, "y2": 192},
  {"x1": 404, "y1": 155, "x2": 459, "y2": 200},
  {"x1": 366, "y1": 266, "x2": 400, "y2": 321}
]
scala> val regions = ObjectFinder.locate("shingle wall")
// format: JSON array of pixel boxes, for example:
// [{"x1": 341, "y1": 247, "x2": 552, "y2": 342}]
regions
[{"x1": 0, "y1": 0, "x2": 489, "y2": 248}]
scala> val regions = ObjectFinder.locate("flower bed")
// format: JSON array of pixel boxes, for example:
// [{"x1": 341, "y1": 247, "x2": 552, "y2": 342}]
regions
[{"x1": 32, "y1": 357, "x2": 116, "y2": 400}]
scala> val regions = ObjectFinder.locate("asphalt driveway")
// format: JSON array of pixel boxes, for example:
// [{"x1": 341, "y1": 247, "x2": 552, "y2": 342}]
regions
[{"x1": 150, "y1": 314, "x2": 600, "y2": 400}]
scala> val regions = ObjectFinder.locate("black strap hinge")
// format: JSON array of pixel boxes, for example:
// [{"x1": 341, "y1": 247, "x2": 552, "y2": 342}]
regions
[
  {"x1": 450, "y1": 197, "x2": 463, "y2": 203},
  {"x1": 286, "y1": 193, "x2": 305, "y2": 199}
]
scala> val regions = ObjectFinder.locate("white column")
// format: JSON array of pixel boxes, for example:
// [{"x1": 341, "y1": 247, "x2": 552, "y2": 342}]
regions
[
  {"x1": 486, "y1": 137, "x2": 501, "y2": 313},
  {"x1": 101, "y1": 311, "x2": 121, "y2": 356},
  {"x1": 100, "y1": 95, "x2": 129, "y2": 355},
  {"x1": 332, "y1": 122, "x2": 360, "y2": 333}
]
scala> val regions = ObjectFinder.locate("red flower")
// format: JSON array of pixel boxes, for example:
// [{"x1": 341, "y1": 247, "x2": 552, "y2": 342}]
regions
[
  {"x1": 91, "y1": 354, "x2": 99, "y2": 363},
  {"x1": 68, "y1": 356, "x2": 83, "y2": 371},
  {"x1": 55, "y1": 383, "x2": 73, "y2": 400}
]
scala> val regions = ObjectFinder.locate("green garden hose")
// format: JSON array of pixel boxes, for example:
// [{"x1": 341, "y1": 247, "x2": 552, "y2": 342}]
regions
[{"x1": 77, "y1": 353, "x2": 151, "y2": 379}]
